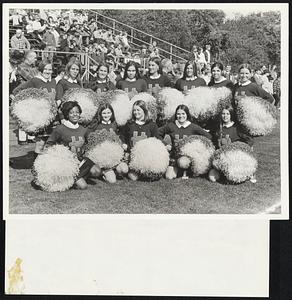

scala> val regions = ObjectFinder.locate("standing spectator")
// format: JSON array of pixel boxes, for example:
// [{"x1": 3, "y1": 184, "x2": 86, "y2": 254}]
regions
[
  {"x1": 42, "y1": 27, "x2": 57, "y2": 60},
  {"x1": 197, "y1": 47, "x2": 206, "y2": 65},
  {"x1": 16, "y1": 50, "x2": 38, "y2": 82},
  {"x1": 201, "y1": 64, "x2": 212, "y2": 85},
  {"x1": 261, "y1": 70, "x2": 273, "y2": 94},
  {"x1": 10, "y1": 29, "x2": 31, "y2": 51},
  {"x1": 273, "y1": 72, "x2": 281, "y2": 109},
  {"x1": 204, "y1": 44, "x2": 211, "y2": 64},
  {"x1": 189, "y1": 45, "x2": 198, "y2": 63},
  {"x1": 251, "y1": 67, "x2": 263, "y2": 87}
]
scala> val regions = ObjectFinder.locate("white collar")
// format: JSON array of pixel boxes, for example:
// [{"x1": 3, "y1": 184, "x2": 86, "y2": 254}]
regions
[
  {"x1": 35, "y1": 74, "x2": 52, "y2": 83},
  {"x1": 239, "y1": 80, "x2": 251, "y2": 86},
  {"x1": 135, "y1": 120, "x2": 145, "y2": 125},
  {"x1": 214, "y1": 77, "x2": 227, "y2": 84},
  {"x1": 222, "y1": 121, "x2": 234, "y2": 128},
  {"x1": 67, "y1": 77, "x2": 78, "y2": 84},
  {"x1": 101, "y1": 120, "x2": 111, "y2": 124},
  {"x1": 97, "y1": 79, "x2": 107, "y2": 83},
  {"x1": 175, "y1": 120, "x2": 191, "y2": 128},
  {"x1": 186, "y1": 76, "x2": 197, "y2": 81},
  {"x1": 63, "y1": 120, "x2": 79, "y2": 129},
  {"x1": 149, "y1": 74, "x2": 161, "y2": 79}
]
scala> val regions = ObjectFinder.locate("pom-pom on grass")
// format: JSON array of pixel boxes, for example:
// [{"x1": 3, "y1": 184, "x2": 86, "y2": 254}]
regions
[
  {"x1": 157, "y1": 88, "x2": 184, "y2": 121},
  {"x1": 98, "y1": 89, "x2": 132, "y2": 126},
  {"x1": 62, "y1": 88, "x2": 99, "y2": 124},
  {"x1": 212, "y1": 141, "x2": 258, "y2": 184},
  {"x1": 129, "y1": 137, "x2": 169, "y2": 181},
  {"x1": 176, "y1": 135, "x2": 215, "y2": 176},
  {"x1": 85, "y1": 129, "x2": 124, "y2": 170},
  {"x1": 130, "y1": 92, "x2": 158, "y2": 122},
  {"x1": 235, "y1": 96, "x2": 278, "y2": 136},
  {"x1": 184, "y1": 87, "x2": 232, "y2": 123},
  {"x1": 11, "y1": 88, "x2": 58, "y2": 134},
  {"x1": 32, "y1": 144, "x2": 80, "y2": 192}
]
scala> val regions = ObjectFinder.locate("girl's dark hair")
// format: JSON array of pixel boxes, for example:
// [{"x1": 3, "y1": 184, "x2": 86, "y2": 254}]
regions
[
  {"x1": 238, "y1": 63, "x2": 252, "y2": 73},
  {"x1": 123, "y1": 61, "x2": 140, "y2": 80},
  {"x1": 148, "y1": 57, "x2": 162, "y2": 75},
  {"x1": 182, "y1": 61, "x2": 198, "y2": 79},
  {"x1": 211, "y1": 62, "x2": 224, "y2": 72},
  {"x1": 175, "y1": 104, "x2": 192, "y2": 122},
  {"x1": 37, "y1": 60, "x2": 52, "y2": 73},
  {"x1": 62, "y1": 101, "x2": 82, "y2": 120},
  {"x1": 96, "y1": 63, "x2": 109, "y2": 76},
  {"x1": 97, "y1": 103, "x2": 115, "y2": 123},
  {"x1": 131, "y1": 100, "x2": 149, "y2": 122}
]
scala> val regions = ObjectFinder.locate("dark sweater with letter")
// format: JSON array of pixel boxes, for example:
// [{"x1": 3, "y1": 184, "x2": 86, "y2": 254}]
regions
[
  {"x1": 116, "y1": 78, "x2": 147, "y2": 93},
  {"x1": 175, "y1": 77, "x2": 206, "y2": 92}
]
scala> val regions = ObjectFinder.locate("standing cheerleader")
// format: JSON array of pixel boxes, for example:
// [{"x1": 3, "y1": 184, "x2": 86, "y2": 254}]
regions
[
  {"x1": 233, "y1": 64, "x2": 275, "y2": 104},
  {"x1": 144, "y1": 57, "x2": 172, "y2": 97},
  {"x1": 121, "y1": 100, "x2": 159, "y2": 180},
  {"x1": 116, "y1": 61, "x2": 147, "y2": 97},
  {"x1": 208, "y1": 62, "x2": 234, "y2": 90},
  {"x1": 208, "y1": 105, "x2": 256, "y2": 183},
  {"x1": 174, "y1": 60, "x2": 206, "y2": 93},
  {"x1": 45, "y1": 101, "x2": 101, "y2": 189},
  {"x1": 158, "y1": 104, "x2": 212, "y2": 179},
  {"x1": 55, "y1": 58, "x2": 82, "y2": 102},
  {"x1": 86, "y1": 63, "x2": 115, "y2": 93},
  {"x1": 11, "y1": 60, "x2": 57, "y2": 151}
]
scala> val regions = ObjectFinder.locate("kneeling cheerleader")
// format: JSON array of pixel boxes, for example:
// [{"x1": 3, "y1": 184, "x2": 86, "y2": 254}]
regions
[
  {"x1": 35, "y1": 101, "x2": 101, "y2": 190},
  {"x1": 158, "y1": 104, "x2": 213, "y2": 179},
  {"x1": 208, "y1": 105, "x2": 257, "y2": 184}
]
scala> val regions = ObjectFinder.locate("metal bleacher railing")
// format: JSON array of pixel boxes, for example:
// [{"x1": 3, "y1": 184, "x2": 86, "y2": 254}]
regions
[{"x1": 87, "y1": 9, "x2": 190, "y2": 63}]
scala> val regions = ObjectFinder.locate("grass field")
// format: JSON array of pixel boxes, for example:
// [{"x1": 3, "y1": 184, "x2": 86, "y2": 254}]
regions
[{"x1": 8, "y1": 117, "x2": 281, "y2": 214}]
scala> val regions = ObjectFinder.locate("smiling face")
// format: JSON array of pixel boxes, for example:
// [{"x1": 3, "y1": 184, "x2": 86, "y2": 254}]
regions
[
  {"x1": 127, "y1": 65, "x2": 136, "y2": 79},
  {"x1": 221, "y1": 109, "x2": 231, "y2": 124},
  {"x1": 176, "y1": 109, "x2": 188, "y2": 124},
  {"x1": 239, "y1": 67, "x2": 251, "y2": 83},
  {"x1": 148, "y1": 61, "x2": 159, "y2": 75},
  {"x1": 69, "y1": 63, "x2": 79, "y2": 79},
  {"x1": 98, "y1": 65, "x2": 108, "y2": 79},
  {"x1": 186, "y1": 64, "x2": 194, "y2": 78},
  {"x1": 42, "y1": 64, "x2": 53, "y2": 80},
  {"x1": 133, "y1": 105, "x2": 145, "y2": 121},
  {"x1": 68, "y1": 106, "x2": 81, "y2": 124},
  {"x1": 101, "y1": 108, "x2": 112, "y2": 123},
  {"x1": 212, "y1": 66, "x2": 222, "y2": 81}
]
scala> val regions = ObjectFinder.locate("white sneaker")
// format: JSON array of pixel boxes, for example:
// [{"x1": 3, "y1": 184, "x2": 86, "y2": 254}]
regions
[{"x1": 250, "y1": 175, "x2": 257, "y2": 183}]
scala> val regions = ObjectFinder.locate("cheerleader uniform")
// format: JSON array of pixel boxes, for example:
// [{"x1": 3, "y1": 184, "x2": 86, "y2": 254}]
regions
[
  {"x1": 212, "y1": 121, "x2": 253, "y2": 149},
  {"x1": 87, "y1": 79, "x2": 115, "y2": 93},
  {"x1": 55, "y1": 77, "x2": 81, "y2": 101},
  {"x1": 116, "y1": 78, "x2": 147, "y2": 93},
  {"x1": 175, "y1": 77, "x2": 206, "y2": 93},
  {"x1": 233, "y1": 80, "x2": 275, "y2": 104},
  {"x1": 87, "y1": 120, "x2": 119, "y2": 135},
  {"x1": 144, "y1": 74, "x2": 172, "y2": 96},
  {"x1": 122, "y1": 120, "x2": 159, "y2": 149},
  {"x1": 208, "y1": 78, "x2": 234, "y2": 90},
  {"x1": 46, "y1": 120, "x2": 94, "y2": 179}
]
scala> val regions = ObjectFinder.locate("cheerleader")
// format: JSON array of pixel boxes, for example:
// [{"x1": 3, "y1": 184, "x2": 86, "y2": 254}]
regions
[
  {"x1": 208, "y1": 105, "x2": 256, "y2": 183},
  {"x1": 121, "y1": 100, "x2": 159, "y2": 181},
  {"x1": 45, "y1": 101, "x2": 101, "y2": 189},
  {"x1": 144, "y1": 57, "x2": 172, "y2": 97},
  {"x1": 11, "y1": 60, "x2": 57, "y2": 148},
  {"x1": 208, "y1": 62, "x2": 234, "y2": 90},
  {"x1": 55, "y1": 58, "x2": 82, "y2": 102},
  {"x1": 233, "y1": 64, "x2": 275, "y2": 104},
  {"x1": 158, "y1": 104, "x2": 212, "y2": 179},
  {"x1": 86, "y1": 63, "x2": 115, "y2": 93},
  {"x1": 116, "y1": 61, "x2": 147, "y2": 97},
  {"x1": 174, "y1": 60, "x2": 206, "y2": 93}
]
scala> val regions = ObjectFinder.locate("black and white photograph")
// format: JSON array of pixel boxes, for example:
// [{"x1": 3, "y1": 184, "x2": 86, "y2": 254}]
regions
[{"x1": 4, "y1": 3, "x2": 288, "y2": 216}]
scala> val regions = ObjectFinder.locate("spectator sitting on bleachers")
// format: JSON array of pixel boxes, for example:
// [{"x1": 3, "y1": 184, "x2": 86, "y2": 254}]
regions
[
  {"x1": 16, "y1": 50, "x2": 38, "y2": 82},
  {"x1": 42, "y1": 27, "x2": 57, "y2": 60},
  {"x1": 98, "y1": 42, "x2": 108, "y2": 54},
  {"x1": 10, "y1": 29, "x2": 31, "y2": 51}
]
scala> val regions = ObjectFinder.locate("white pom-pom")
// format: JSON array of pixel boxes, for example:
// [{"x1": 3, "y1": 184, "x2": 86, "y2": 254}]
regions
[
  {"x1": 33, "y1": 145, "x2": 80, "y2": 192},
  {"x1": 157, "y1": 88, "x2": 184, "y2": 120},
  {"x1": 236, "y1": 96, "x2": 277, "y2": 136},
  {"x1": 129, "y1": 137, "x2": 169, "y2": 179},
  {"x1": 179, "y1": 136, "x2": 215, "y2": 176},
  {"x1": 212, "y1": 143, "x2": 258, "y2": 183},
  {"x1": 111, "y1": 90, "x2": 132, "y2": 126},
  {"x1": 86, "y1": 141, "x2": 124, "y2": 169}
]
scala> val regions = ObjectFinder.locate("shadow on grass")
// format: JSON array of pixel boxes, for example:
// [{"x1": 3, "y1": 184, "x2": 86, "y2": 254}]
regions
[
  {"x1": 9, "y1": 151, "x2": 37, "y2": 169},
  {"x1": 30, "y1": 180, "x2": 42, "y2": 191}
]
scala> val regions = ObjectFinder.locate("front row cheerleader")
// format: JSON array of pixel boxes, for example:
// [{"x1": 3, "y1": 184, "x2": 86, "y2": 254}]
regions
[
  {"x1": 45, "y1": 101, "x2": 101, "y2": 189},
  {"x1": 208, "y1": 105, "x2": 257, "y2": 183},
  {"x1": 158, "y1": 104, "x2": 212, "y2": 179}
]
